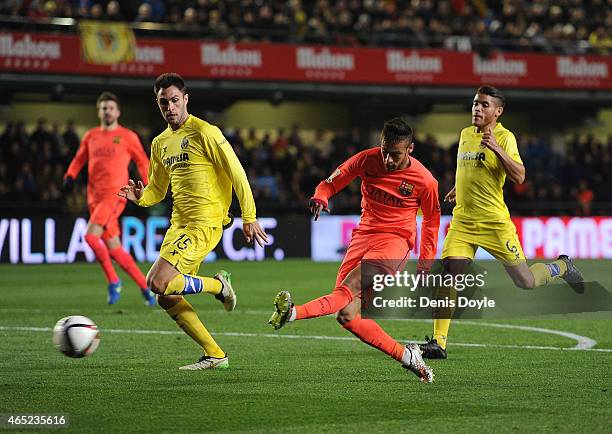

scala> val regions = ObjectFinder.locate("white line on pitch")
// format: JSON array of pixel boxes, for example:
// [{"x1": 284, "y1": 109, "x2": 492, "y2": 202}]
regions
[{"x1": 1, "y1": 325, "x2": 611, "y2": 353}]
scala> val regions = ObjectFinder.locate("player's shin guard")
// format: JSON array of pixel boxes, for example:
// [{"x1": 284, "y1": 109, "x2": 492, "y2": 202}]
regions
[
  {"x1": 165, "y1": 297, "x2": 225, "y2": 358},
  {"x1": 108, "y1": 247, "x2": 147, "y2": 290},
  {"x1": 295, "y1": 284, "x2": 352, "y2": 320},
  {"x1": 342, "y1": 315, "x2": 405, "y2": 361},
  {"x1": 84, "y1": 234, "x2": 119, "y2": 284},
  {"x1": 529, "y1": 260, "x2": 568, "y2": 287},
  {"x1": 164, "y1": 274, "x2": 222, "y2": 296}
]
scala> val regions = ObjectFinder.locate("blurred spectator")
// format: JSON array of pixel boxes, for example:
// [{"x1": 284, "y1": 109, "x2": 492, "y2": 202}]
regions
[
  {"x1": 3, "y1": 0, "x2": 610, "y2": 54},
  {"x1": 134, "y1": 3, "x2": 152, "y2": 22},
  {"x1": 89, "y1": 3, "x2": 103, "y2": 20},
  {"x1": 105, "y1": 0, "x2": 125, "y2": 21},
  {"x1": 0, "y1": 119, "x2": 609, "y2": 216},
  {"x1": 589, "y1": 25, "x2": 612, "y2": 54},
  {"x1": 182, "y1": 6, "x2": 198, "y2": 29},
  {"x1": 576, "y1": 180, "x2": 594, "y2": 216}
]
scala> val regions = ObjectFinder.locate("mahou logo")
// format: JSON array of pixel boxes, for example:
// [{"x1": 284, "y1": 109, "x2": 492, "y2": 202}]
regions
[
  {"x1": 296, "y1": 47, "x2": 354, "y2": 70},
  {"x1": 473, "y1": 54, "x2": 526, "y2": 76},
  {"x1": 387, "y1": 51, "x2": 442, "y2": 73},
  {"x1": 557, "y1": 57, "x2": 608, "y2": 78},
  {"x1": 201, "y1": 43, "x2": 262, "y2": 67},
  {"x1": 135, "y1": 45, "x2": 164, "y2": 64},
  {"x1": 0, "y1": 33, "x2": 60, "y2": 59}
]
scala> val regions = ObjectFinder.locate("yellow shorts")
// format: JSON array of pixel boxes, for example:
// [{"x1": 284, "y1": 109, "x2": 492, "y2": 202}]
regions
[
  {"x1": 159, "y1": 225, "x2": 222, "y2": 275},
  {"x1": 441, "y1": 219, "x2": 526, "y2": 265}
]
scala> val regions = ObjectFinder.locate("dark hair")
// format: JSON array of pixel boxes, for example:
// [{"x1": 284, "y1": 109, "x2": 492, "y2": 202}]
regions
[
  {"x1": 153, "y1": 73, "x2": 187, "y2": 95},
  {"x1": 477, "y1": 85, "x2": 506, "y2": 107},
  {"x1": 381, "y1": 117, "x2": 413, "y2": 146},
  {"x1": 96, "y1": 91, "x2": 120, "y2": 109}
]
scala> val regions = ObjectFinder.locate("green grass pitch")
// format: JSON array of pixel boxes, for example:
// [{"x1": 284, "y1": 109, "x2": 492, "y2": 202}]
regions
[{"x1": 1, "y1": 259, "x2": 611, "y2": 433}]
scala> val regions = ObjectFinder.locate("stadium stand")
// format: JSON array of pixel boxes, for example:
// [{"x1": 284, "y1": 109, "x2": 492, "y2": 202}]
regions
[
  {"x1": 1, "y1": 0, "x2": 610, "y2": 54},
  {"x1": 1, "y1": 119, "x2": 610, "y2": 216}
]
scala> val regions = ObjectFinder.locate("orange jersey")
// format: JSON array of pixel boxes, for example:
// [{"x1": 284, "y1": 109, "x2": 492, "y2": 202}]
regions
[
  {"x1": 65, "y1": 125, "x2": 149, "y2": 203},
  {"x1": 313, "y1": 148, "x2": 441, "y2": 260}
]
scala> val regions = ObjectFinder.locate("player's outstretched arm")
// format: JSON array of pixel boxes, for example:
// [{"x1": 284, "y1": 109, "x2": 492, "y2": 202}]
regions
[
  {"x1": 118, "y1": 179, "x2": 144, "y2": 202},
  {"x1": 243, "y1": 221, "x2": 269, "y2": 247},
  {"x1": 310, "y1": 154, "x2": 363, "y2": 220},
  {"x1": 64, "y1": 132, "x2": 90, "y2": 184}
]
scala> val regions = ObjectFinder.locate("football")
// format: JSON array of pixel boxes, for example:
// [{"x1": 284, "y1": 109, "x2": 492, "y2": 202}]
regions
[{"x1": 52, "y1": 316, "x2": 100, "y2": 358}]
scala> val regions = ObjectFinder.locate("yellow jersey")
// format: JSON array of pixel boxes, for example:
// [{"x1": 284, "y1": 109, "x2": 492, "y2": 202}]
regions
[
  {"x1": 136, "y1": 115, "x2": 257, "y2": 227},
  {"x1": 453, "y1": 122, "x2": 523, "y2": 222}
]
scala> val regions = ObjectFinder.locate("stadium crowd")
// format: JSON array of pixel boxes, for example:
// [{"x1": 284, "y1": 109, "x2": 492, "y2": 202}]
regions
[
  {"x1": 0, "y1": 118, "x2": 609, "y2": 216},
  {"x1": 1, "y1": 0, "x2": 610, "y2": 53}
]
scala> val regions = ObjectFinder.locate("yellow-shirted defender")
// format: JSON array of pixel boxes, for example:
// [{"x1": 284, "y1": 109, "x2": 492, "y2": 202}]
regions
[
  {"x1": 120, "y1": 73, "x2": 269, "y2": 370},
  {"x1": 420, "y1": 85, "x2": 585, "y2": 359}
]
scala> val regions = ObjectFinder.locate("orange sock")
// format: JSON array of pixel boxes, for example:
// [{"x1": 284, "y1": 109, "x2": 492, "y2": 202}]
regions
[
  {"x1": 343, "y1": 314, "x2": 405, "y2": 361},
  {"x1": 84, "y1": 234, "x2": 119, "y2": 284},
  {"x1": 109, "y1": 247, "x2": 147, "y2": 290},
  {"x1": 295, "y1": 285, "x2": 352, "y2": 320}
]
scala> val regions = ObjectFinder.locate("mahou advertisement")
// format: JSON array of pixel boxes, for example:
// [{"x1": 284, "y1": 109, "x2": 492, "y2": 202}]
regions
[{"x1": 1, "y1": 31, "x2": 610, "y2": 89}]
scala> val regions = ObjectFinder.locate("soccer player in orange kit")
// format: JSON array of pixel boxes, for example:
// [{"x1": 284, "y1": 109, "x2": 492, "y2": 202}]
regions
[
  {"x1": 269, "y1": 118, "x2": 440, "y2": 383},
  {"x1": 64, "y1": 91, "x2": 155, "y2": 306}
]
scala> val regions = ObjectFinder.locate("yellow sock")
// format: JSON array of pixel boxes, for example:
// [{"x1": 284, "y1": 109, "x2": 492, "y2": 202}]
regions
[
  {"x1": 433, "y1": 319, "x2": 450, "y2": 349},
  {"x1": 165, "y1": 274, "x2": 222, "y2": 296},
  {"x1": 201, "y1": 277, "x2": 222, "y2": 295},
  {"x1": 431, "y1": 283, "x2": 456, "y2": 350},
  {"x1": 165, "y1": 298, "x2": 225, "y2": 358},
  {"x1": 529, "y1": 260, "x2": 567, "y2": 287}
]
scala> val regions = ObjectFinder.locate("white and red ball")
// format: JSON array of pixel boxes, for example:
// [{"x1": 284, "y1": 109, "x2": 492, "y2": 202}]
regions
[{"x1": 52, "y1": 316, "x2": 100, "y2": 358}]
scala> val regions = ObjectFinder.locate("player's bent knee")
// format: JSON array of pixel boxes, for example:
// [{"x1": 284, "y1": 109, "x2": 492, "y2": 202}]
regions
[
  {"x1": 513, "y1": 275, "x2": 535, "y2": 290},
  {"x1": 147, "y1": 273, "x2": 171, "y2": 295},
  {"x1": 157, "y1": 294, "x2": 181, "y2": 310},
  {"x1": 443, "y1": 258, "x2": 470, "y2": 275},
  {"x1": 336, "y1": 310, "x2": 356, "y2": 326},
  {"x1": 341, "y1": 274, "x2": 361, "y2": 295},
  {"x1": 507, "y1": 269, "x2": 535, "y2": 289}
]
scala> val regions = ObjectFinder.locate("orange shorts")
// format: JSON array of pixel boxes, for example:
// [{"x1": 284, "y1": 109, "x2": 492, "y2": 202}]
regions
[
  {"x1": 336, "y1": 229, "x2": 412, "y2": 287},
  {"x1": 88, "y1": 197, "x2": 127, "y2": 241}
]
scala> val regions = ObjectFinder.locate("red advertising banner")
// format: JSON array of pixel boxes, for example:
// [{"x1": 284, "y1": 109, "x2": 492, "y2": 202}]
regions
[{"x1": 1, "y1": 31, "x2": 611, "y2": 89}]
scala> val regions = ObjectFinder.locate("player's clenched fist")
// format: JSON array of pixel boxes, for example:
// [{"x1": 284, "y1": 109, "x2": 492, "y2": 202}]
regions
[
  {"x1": 480, "y1": 126, "x2": 499, "y2": 151},
  {"x1": 118, "y1": 179, "x2": 144, "y2": 201}
]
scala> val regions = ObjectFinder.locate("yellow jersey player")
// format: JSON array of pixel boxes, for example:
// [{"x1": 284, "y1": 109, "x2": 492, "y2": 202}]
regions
[
  {"x1": 119, "y1": 73, "x2": 269, "y2": 370},
  {"x1": 420, "y1": 85, "x2": 585, "y2": 359}
]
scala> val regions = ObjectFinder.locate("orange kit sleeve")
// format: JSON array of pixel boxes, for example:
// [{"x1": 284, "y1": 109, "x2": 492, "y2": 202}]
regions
[
  {"x1": 418, "y1": 177, "x2": 441, "y2": 268},
  {"x1": 64, "y1": 130, "x2": 90, "y2": 179},
  {"x1": 312, "y1": 152, "x2": 364, "y2": 207},
  {"x1": 128, "y1": 132, "x2": 150, "y2": 185}
]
